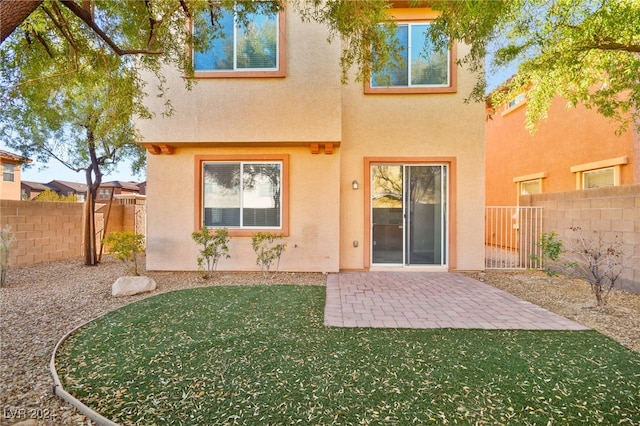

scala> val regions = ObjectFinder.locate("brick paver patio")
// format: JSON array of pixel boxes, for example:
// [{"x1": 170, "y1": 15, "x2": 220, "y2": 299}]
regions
[{"x1": 324, "y1": 272, "x2": 589, "y2": 330}]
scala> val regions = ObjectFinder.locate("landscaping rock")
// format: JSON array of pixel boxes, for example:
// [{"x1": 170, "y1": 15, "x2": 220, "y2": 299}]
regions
[{"x1": 112, "y1": 276, "x2": 157, "y2": 297}]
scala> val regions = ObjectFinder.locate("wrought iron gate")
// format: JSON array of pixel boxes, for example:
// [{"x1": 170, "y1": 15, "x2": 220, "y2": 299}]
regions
[{"x1": 485, "y1": 206, "x2": 544, "y2": 269}]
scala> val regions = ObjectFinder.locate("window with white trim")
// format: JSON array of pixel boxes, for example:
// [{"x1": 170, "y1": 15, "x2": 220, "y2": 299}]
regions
[
  {"x1": 503, "y1": 92, "x2": 526, "y2": 115},
  {"x1": 194, "y1": 3, "x2": 280, "y2": 73},
  {"x1": 520, "y1": 179, "x2": 541, "y2": 195},
  {"x1": 570, "y1": 157, "x2": 627, "y2": 190},
  {"x1": 203, "y1": 161, "x2": 282, "y2": 228},
  {"x1": 583, "y1": 167, "x2": 615, "y2": 189},
  {"x1": 2, "y1": 162, "x2": 15, "y2": 182},
  {"x1": 371, "y1": 22, "x2": 450, "y2": 88}
]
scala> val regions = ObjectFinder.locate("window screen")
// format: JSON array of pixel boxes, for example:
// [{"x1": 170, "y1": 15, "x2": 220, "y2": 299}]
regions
[
  {"x1": 203, "y1": 162, "x2": 281, "y2": 228},
  {"x1": 372, "y1": 22, "x2": 449, "y2": 88},
  {"x1": 583, "y1": 168, "x2": 614, "y2": 189},
  {"x1": 194, "y1": 5, "x2": 278, "y2": 71},
  {"x1": 2, "y1": 163, "x2": 15, "y2": 182}
]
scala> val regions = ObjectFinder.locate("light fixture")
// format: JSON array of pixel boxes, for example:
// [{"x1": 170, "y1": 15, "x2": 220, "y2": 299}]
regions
[{"x1": 352, "y1": 180, "x2": 359, "y2": 190}]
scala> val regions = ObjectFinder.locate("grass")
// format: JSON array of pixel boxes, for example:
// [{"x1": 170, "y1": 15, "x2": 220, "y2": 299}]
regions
[{"x1": 56, "y1": 285, "x2": 640, "y2": 425}]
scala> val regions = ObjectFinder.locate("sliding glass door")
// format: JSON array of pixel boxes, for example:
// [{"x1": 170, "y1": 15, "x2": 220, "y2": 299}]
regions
[{"x1": 371, "y1": 164, "x2": 447, "y2": 266}]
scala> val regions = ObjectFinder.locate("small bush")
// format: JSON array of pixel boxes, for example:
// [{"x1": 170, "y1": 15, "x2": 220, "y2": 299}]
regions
[
  {"x1": 567, "y1": 227, "x2": 627, "y2": 307},
  {"x1": 0, "y1": 225, "x2": 16, "y2": 286},
  {"x1": 33, "y1": 188, "x2": 78, "y2": 202},
  {"x1": 191, "y1": 228, "x2": 230, "y2": 279},
  {"x1": 103, "y1": 231, "x2": 145, "y2": 276},
  {"x1": 531, "y1": 231, "x2": 564, "y2": 276},
  {"x1": 251, "y1": 232, "x2": 287, "y2": 278}
]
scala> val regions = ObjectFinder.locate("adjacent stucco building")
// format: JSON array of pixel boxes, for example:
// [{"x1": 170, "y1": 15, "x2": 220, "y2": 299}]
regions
[
  {"x1": 486, "y1": 92, "x2": 639, "y2": 207},
  {"x1": 137, "y1": 4, "x2": 485, "y2": 273},
  {"x1": 0, "y1": 149, "x2": 31, "y2": 200}
]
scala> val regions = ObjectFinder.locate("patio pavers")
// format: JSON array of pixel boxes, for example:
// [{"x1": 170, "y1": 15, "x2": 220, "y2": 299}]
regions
[{"x1": 324, "y1": 271, "x2": 589, "y2": 330}]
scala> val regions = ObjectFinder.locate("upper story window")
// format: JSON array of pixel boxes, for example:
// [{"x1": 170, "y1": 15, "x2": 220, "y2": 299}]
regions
[
  {"x1": 193, "y1": 2, "x2": 285, "y2": 78},
  {"x1": 502, "y1": 92, "x2": 527, "y2": 115},
  {"x1": 366, "y1": 17, "x2": 456, "y2": 94},
  {"x1": 2, "y1": 162, "x2": 15, "y2": 182}
]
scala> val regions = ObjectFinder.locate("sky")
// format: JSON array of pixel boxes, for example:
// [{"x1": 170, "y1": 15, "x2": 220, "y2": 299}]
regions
[{"x1": 0, "y1": 141, "x2": 144, "y2": 184}]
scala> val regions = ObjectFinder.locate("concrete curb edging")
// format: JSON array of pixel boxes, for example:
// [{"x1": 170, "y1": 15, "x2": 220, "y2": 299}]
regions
[{"x1": 50, "y1": 319, "x2": 121, "y2": 426}]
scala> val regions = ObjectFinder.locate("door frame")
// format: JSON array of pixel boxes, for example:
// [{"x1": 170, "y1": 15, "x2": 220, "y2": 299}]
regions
[{"x1": 363, "y1": 156, "x2": 457, "y2": 270}]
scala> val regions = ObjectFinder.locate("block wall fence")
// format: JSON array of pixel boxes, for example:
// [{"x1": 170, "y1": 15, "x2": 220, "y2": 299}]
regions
[
  {"x1": 521, "y1": 184, "x2": 640, "y2": 294},
  {"x1": 1, "y1": 200, "x2": 145, "y2": 267}
]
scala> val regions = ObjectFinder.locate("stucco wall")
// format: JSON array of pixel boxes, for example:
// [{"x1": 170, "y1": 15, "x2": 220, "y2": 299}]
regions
[
  {"x1": 145, "y1": 146, "x2": 340, "y2": 272},
  {"x1": 0, "y1": 160, "x2": 22, "y2": 200},
  {"x1": 486, "y1": 97, "x2": 637, "y2": 207},
  {"x1": 136, "y1": 15, "x2": 342, "y2": 145},
  {"x1": 521, "y1": 185, "x2": 640, "y2": 294},
  {"x1": 339, "y1": 42, "x2": 485, "y2": 271}
]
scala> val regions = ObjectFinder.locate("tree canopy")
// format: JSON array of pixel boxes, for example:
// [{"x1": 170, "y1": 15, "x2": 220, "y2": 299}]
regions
[
  {"x1": 0, "y1": 0, "x2": 399, "y2": 264},
  {"x1": 427, "y1": 0, "x2": 640, "y2": 133}
]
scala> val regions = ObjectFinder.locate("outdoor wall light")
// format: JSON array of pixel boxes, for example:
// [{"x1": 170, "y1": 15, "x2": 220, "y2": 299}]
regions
[{"x1": 352, "y1": 180, "x2": 359, "y2": 190}]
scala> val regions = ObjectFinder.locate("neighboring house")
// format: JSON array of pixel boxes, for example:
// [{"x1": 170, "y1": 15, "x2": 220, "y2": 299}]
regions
[
  {"x1": 97, "y1": 180, "x2": 144, "y2": 201},
  {"x1": 485, "y1": 90, "x2": 639, "y2": 207},
  {"x1": 46, "y1": 180, "x2": 88, "y2": 202},
  {"x1": 136, "y1": 4, "x2": 485, "y2": 272},
  {"x1": 21, "y1": 180, "x2": 51, "y2": 200},
  {"x1": 0, "y1": 149, "x2": 31, "y2": 200}
]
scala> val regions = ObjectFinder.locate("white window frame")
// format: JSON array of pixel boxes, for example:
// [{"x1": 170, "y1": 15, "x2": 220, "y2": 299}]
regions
[
  {"x1": 513, "y1": 172, "x2": 546, "y2": 200},
  {"x1": 193, "y1": 4, "x2": 281, "y2": 73},
  {"x1": 502, "y1": 92, "x2": 527, "y2": 115},
  {"x1": 371, "y1": 21, "x2": 451, "y2": 89},
  {"x1": 2, "y1": 162, "x2": 15, "y2": 182},
  {"x1": 202, "y1": 161, "x2": 283, "y2": 230},
  {"x1": 582, "y1": 167, "x2": 615, "y2": 189},
  {"x1": 519, "y1": 179, "x2": 542, "y2": 195},
  {"x1": 570, "y1": 157, "x2": 627, "y2": 190}
]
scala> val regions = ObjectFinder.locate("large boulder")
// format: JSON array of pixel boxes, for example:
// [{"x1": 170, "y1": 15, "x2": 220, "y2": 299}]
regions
[{"x1": 112, "y1": 276, "x2": 157, "y2": 297}]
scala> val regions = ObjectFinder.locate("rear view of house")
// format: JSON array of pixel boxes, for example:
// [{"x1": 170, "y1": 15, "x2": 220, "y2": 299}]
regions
[{"x1": 137, "y1": 3, "x2": 485, "y2": 273}]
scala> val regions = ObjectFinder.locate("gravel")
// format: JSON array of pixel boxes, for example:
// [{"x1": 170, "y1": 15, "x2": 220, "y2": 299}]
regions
[{"x1": 1, "y1": 258, "x2": 638, "y2": 425}]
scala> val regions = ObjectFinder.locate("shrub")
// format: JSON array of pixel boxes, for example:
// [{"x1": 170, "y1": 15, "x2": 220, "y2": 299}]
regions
[
  {"x1": 191, "y1": 228, "x2": 230, "y2": 279},
  {"x1": 531, "y1": 231, "x2": 564, "y2": 276},
  {"x1": 0, "y1": 225, "x2": 16, "y2": 286},
  {"x1": 567, "y1": 227, "x2": 627, "y2": 307},
  {"x1": 251, "y1": 232, "x2": 287, "y2": 278},
  {"x1": 103, "y1": 231, "x2": 145, "y2": 276},
  {"x1": 33, "y1": 188, "x2": 78, "y2": 202}
]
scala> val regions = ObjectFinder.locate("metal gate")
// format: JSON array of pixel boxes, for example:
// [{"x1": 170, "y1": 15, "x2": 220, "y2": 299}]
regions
[{"x1": 485, "y1": 206, "x2": 544, "y2": 269}]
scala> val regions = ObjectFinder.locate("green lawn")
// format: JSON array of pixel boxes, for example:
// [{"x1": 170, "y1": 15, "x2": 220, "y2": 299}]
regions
[{"x1": 56, "y1": 285, "x2": 640, "y2": 425}]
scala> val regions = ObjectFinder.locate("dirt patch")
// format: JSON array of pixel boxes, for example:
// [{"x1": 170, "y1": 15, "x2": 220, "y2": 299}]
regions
[{"x1": 467, "y1": 270, "x2": 640, "y2": 354}]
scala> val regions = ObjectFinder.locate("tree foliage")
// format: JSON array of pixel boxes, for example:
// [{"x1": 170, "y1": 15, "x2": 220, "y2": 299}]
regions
[
  {"x1": 103, "y1": 231, "x2": 146, "y2": 276},
  {"x1": 33, "y1": 188, "x2": 78, "y2": 202},
  {"x1": 427, "y1": 0, "x2": 640, "y2": 133}
]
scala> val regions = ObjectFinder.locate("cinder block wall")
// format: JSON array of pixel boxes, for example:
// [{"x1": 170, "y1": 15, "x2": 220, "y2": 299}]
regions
[
  {"x1": 0, "y1": 200, "x2": 84, "y2": 266},
  {"x1": 521, "y1": 184, "x2": 640, "y2": 294}
]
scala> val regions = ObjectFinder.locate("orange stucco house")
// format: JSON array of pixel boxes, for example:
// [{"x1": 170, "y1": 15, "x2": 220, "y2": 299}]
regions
[
  {"x1": 486, "y1": 91, "x2": 639, "y2": 207},
  {"x1": 0, "y1": 149, "x2": 31, "y2": 200},
  {"x1": 137, "y1": 4, "x2": 485, "y2": 273}
]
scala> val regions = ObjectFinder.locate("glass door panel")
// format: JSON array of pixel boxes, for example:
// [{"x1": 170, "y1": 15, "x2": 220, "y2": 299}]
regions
[
  {"x1": 371, "y1": 164, "x2": 447, "y2": 266},
  {"x1": 371, "y1": 165, "x2": 404, "y2": 264},
  {"x1": 406, "y1": 166, "x2": 446, "y2": 265}
]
